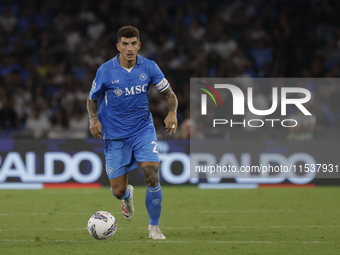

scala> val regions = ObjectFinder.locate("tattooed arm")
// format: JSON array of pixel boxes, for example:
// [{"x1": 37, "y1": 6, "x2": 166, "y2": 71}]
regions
[
  {"x1": 161, "y1": 86, "x2": 178, "y2": 135},
  {"x1": 86, "y1": 96, "x2": 102, "y2": 139}
]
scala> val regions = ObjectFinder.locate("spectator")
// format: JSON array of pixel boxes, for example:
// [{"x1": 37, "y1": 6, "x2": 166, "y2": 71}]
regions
[
  {"x1": 287, "y1": 111, "x2": 317, "y2": 141},
  {"x1": 69, "y1": 108, "x2": 89, "y2": 139},
  {"x1": 87, "y1": 16, "x2": 106, "y2": 42},
  {"x1": 13, "y1": 85, "x2": 31, "y2": 120},
  {"x1": 0, "y1": 97, "x2": 19, "y2": 136},
  {"x1": 0, "y1": 6, "x2": 17, "y2": 33},
  {"x1": 175, "y1": 119, "x2": 204, "y2": 140},
  {"x1": 48, "y1": 108, "x2": 69, "y2": 139},
  {"x1": 25, "y1": 106, "x2": 51, "y2": 138},
  {"x1": 250, "y1": 39, "x2": 273, "y2": 70}
]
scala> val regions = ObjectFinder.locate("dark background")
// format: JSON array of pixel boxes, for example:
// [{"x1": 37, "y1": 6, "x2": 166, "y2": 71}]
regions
[{"x1": 1, "y1": 0, "x2": 340, "y2": 140}]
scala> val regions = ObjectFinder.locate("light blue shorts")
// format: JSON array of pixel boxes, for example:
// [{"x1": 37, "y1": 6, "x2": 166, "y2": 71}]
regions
[{"x1": 104, "y1": 125, "x2": 159, "y2": 179}]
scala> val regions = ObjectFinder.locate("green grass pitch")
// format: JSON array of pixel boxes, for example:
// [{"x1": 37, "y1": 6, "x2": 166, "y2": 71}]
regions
[{"x1": 0, "y1": 186, "x2": 339, "y2": 255}]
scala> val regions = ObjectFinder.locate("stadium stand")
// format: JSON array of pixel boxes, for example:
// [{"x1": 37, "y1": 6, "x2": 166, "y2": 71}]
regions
[{"x1": 0, "y1": 0, "x2": 340, "y2": 139}]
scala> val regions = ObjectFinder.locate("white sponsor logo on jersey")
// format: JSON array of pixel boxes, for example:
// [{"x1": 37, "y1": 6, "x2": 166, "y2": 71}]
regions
[
  {"x1": 125, "y1": 84, "x2": 148, "y2": 96},
  {"x1": 114, "y1": 87, "x2": 123, "y2": 97}
]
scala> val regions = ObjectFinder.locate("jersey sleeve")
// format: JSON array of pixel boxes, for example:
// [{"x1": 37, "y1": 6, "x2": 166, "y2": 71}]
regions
[
  {"x1": 151, "y1": 62, "x2": 169, "y2": 93},
  {"x1": 89, "y1": 68, "x2": 107, "y2": 100}
]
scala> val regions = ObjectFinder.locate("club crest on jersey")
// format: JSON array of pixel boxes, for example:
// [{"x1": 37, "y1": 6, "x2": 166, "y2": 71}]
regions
[
  {"x1": 139, "y1": 73, "x2": 147, "y2": 81},
  {"x1": 114, "y1": 87, "x2": 123, "y2": 97}
]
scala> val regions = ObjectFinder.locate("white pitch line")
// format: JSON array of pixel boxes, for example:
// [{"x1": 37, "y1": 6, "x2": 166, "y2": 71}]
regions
[
  {"x1": 270, "y1": 226, "x2": 340, "y2": 228},
  {"x1": 0, "y1": 228, "x2": 86, "y2": 231},
  {"x1": 1, "y1": 225, "x2": 340, "y2": 231},
  {"x1": 280, "y1": 241, "x2": 335, "y2": 244},
  {"x1": 0, "y1": 212, "x2": 146, "y2": 216},
  {"x1": 197, "y1": 210, "x2": 294, "y2": 213},
  {"x1": 0, "y1": 210, "x2": 295, "y2": 216},
  {"x1": 0, "y1": 239, "x2": 334, "y2": 244},
  {"x1": 0, "y1": 240, "x2": 35, "y2": 242}
]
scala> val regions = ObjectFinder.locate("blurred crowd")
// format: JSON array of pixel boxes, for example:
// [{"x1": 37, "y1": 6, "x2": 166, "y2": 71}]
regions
[{"x1": 0, "y1": 0, "x2": 340, "y2": 140}]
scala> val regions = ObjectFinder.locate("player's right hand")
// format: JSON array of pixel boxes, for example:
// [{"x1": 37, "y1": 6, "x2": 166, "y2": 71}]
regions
[{"x1": 89, "y1": 117, "x2": 103, "y2": 139}]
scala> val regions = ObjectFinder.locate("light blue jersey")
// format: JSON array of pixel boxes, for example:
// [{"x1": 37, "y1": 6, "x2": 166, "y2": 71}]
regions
[{"x1": 89, "y1": 54, "x2": 169, "y2": 139}]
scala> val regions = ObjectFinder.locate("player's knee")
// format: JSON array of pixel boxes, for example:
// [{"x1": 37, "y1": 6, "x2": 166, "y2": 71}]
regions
[
  {"x1": 111, "y1": 187, "x2": 126, "y2": 199},
  {"x1": 148, "y1": 175, "x2": 158, "y2": 187},
  {"x1": 142, "y1": 165, "x2": 159, "y2": 187}
]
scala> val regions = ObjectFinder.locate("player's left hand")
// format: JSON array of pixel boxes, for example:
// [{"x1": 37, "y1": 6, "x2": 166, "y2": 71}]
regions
[
  {"x1": 164, "y1": 111, "x2": 177, "y2": 135},
  {"x1": 89, "y1": 117, "x2": 103, "y2": 139}
]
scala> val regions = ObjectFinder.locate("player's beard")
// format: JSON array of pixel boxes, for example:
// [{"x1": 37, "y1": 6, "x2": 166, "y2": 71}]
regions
[{"x1": 126, "y1": 53, "x2": 135, "y2": 63}]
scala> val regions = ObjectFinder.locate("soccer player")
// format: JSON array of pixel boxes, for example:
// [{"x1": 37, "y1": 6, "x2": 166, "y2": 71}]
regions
[{"x1": 86, "y1": 26, "x2": 178, "y2": 240}]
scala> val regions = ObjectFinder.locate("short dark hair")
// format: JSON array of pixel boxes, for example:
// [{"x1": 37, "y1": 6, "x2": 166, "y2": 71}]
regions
[{"x1": 117, "y1": 26, "x2": 140, "y2": 42}]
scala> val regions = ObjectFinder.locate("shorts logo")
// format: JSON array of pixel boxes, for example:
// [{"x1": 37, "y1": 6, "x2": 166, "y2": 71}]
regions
[
  {"x1": 92, "y1": 80, "x2": 96, "y2": 90},
  {"x1": 152, "y1": 199, "x2": 160, "y2": 205},
  {"x1": 108, "y1": 167, "x2": 114, "y2": 175},
  {"x1": 139, "y1": 73, "x2": 147, "y2": 81},
  {"x1": 114, "y1": 88, "x2": 123, "y2": 97}
]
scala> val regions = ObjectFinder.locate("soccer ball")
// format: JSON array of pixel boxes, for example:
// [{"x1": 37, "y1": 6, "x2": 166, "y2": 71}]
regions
[{"x1": 87, "y1": 211, "x2": 117, "y2": 240}]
